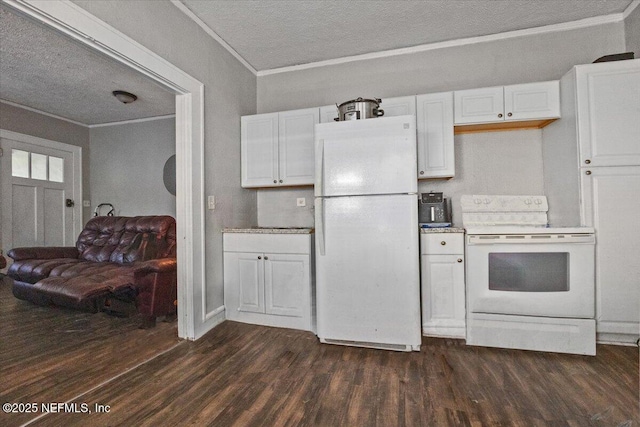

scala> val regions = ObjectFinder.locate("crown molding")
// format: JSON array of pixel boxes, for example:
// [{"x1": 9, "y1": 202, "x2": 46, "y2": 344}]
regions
[
  {"x1": 170, "y1": 0, "x2": 258, "y2": 76},
  {"x1": 623, "y1": 0, "x2": 639, "y2": 19},
  {"x1": 257, "y1": 13, "x2": 625, "y2": 77},
  {"x1": 89, "y1": 114, "x2": 176, "y2": 128},
  {"x1": 1, "y1": 99, "x2": 89, "y2": 127}
]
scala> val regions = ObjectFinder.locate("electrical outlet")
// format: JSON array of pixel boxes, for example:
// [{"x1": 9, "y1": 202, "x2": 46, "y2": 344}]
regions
[
  {"x1": 208, "y1": 195, "x2": 215, "y2": 210},
  {"x1": 296, "y1": 198, "x2": 306, "y2": 207},
  {"x1": 83, "y1": 200, "x2": 91, "y2": 208}
]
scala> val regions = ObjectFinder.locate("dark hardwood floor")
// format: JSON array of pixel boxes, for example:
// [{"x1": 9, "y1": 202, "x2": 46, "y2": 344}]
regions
[
  {"x1": 0, "y1": 277, "x2": 180, "y2": 426},
  {"x1": 1, "y1": 276, "x2": 638, "y2": 426}
]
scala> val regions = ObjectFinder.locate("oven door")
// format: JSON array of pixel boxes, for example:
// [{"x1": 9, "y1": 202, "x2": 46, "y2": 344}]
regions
[{"x1": 466, "y1": 234, "x2": 595, "y2": 318}]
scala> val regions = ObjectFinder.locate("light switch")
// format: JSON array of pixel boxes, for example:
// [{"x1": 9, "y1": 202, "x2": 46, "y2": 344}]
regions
[
  {"x1": 208, "y1": 195, "x2": 215, "y2": 210},
  {"x1": 296, "y1": 198, "x2": 306, "y2": 207}
]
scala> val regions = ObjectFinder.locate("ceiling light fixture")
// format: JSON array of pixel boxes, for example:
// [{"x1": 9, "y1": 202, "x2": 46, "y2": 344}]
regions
[{"x1": 112, "y1": 90, "x2": 138, "y2": 104}]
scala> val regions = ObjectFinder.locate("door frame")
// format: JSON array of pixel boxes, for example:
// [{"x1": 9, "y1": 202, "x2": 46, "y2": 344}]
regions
[
  {"x1": 0, "y1": 129, "x2": 83, "y2": 251},
  {"x1": 3, "y1": 0, "x2": 209, "y2": 339}
]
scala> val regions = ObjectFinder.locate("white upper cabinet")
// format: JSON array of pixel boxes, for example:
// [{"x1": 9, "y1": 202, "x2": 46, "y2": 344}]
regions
[
  {"x1": 241, "y1": 112, "x2": 279, "y2": 187},
  {"x1": 242, "y1": 108, "x2": 318, "y2": 188},
  {"x1": 380, "y1": 95, "x2": 416, "y2": 117},
  {"x1": 575, "y1": 60, "x2": 640, "y2": 167},
  {"x1": 278, "y1": 108, "x2": 318, "y2": 186},
  {"x1": 319, "y1": 104, "x2": 338, "y2": 123},
  {"x1": 504, "y1": 81, "x2": 560, "y2": 121},
  {"x1": 454, "y1": 81, "x2": 559, "y2": 125},
  {"x1": 454, "y1": 86, "x2": 504, "y2": 124},
  {"x1": 416, "y1": 92, "x2": 455, "y2": 179}
]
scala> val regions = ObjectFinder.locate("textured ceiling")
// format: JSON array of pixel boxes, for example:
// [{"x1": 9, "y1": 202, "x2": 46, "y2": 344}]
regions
[
  {"x1": 0, "y1": 6, "x2": 175, "y2": 126},
  {"x1": 0, "y1": 1, "x2": 634, "y2": 125},
  {"x1": 180, "y1": 0, "x2": 634, "y2": 71}
]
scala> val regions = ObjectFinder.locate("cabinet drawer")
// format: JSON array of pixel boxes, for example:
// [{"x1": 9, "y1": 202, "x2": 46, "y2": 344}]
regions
[
  {"x1": 224, "y1": 233, "x2": 311, "y2": 254},
  {"x1": 420, "y1": 233, "x2": 464, "y2": 255}
]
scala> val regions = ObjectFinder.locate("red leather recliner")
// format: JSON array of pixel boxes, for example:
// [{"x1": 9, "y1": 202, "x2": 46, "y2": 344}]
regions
[{"x1": 7, "y1": 216, "x2": 177, "y2": 327}]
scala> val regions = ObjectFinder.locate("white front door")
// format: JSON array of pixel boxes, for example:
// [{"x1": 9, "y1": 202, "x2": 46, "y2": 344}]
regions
[{"x1": 1, "y1": 131, "x2": 82, "y2": 257}]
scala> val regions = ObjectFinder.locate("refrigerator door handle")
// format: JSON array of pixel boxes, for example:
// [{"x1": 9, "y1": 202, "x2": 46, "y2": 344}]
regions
[
  {"x1": 317, "y1": 198, "x2": 326, "y2": 256},
  {"x1": 315, "y1": 139, "x2": 324, "y2": 196}
]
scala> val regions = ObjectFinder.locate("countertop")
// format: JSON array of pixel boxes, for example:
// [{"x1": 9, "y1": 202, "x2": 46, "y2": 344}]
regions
[
  {"x1": 223, "y1": 227, "x2": 314, "y2": 234},
  {"x1": 420, "y1": 227, "x2": 465, "y2": 234}
]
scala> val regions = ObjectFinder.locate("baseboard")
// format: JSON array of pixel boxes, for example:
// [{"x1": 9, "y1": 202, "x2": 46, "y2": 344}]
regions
[
  {"x1": 596, "y1": 320, "x2": 639, "y2": 346},
  {"x1": 423, "y1": 321, "x2": 466, "y2": 339}
]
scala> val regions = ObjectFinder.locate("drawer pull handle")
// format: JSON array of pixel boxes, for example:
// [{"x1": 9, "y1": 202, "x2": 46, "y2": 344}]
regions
[
  {"x1": 264, "y1": 256, "x2": 269, "y2": 260},
  {"x1": 457, "y1": 258, "x2": 463, "y2": 263},
  {"x1": 257, "y1": 256, "x2": 262, "y2": 260},
  {"x1": 441, "y1": 241, "x2": 446, "y2": 246}
]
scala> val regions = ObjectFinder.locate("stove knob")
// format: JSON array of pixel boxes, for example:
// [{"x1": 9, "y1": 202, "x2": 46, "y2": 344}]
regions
[{"x1": 484, "y1": 198, "x2": 490, "y2": 204}]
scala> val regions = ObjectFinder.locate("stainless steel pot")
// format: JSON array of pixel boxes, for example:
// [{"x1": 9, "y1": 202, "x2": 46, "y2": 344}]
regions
[{"x1": 335, "y1": 97, "x2": 384, "y2": 121}]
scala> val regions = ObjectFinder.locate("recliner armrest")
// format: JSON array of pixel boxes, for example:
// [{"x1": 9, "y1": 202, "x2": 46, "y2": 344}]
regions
[
  {"x1": 133, "y1": 258, "x2": 177, "y2": 276},
  {"x1": 8, "y1": 247, "x2": 79, "y2": 261}
]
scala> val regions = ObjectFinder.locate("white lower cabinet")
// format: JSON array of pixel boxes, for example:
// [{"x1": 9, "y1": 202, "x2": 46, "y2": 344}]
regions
[
  {"x1": 420, "y1": 232, "x2": 466, "y2": 338},
  {"x1": 224, "y1": 232, "x2": 315, "y2": 332},
  {"x1": 581, "y1": 166, "x2": 640, "y2": 344}
]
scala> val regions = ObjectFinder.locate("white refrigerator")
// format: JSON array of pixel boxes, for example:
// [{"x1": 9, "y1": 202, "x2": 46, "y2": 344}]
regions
[{"x1": 314, "y1": 115, "x2": 421, "y2": 352}]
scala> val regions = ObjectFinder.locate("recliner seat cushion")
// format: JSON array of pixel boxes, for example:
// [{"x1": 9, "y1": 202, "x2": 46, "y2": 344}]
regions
[
  {"x1": 34, "y1": 263, "x2": 137, "y2": 303},
  {"x1": 8, "y1": 258, "x2": 82, "y2": 284}
]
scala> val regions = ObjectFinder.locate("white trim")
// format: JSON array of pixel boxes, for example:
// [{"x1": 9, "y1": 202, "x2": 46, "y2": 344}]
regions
[
  {"x1": 258, "y1": 13, "x2": 625, "y2": 76},
  {"x1": 1, "y1": 99, "x2": 175, "y2": 128},
  {"x1": 623, "y1": 0, "x2": 640, "y2": 19},
  {"x1": 3, "y1": 0, "x2": 210, "y2": 341},
  {"x1": 1, "y1": 99, "x2": 88, "y2": 127},
  {"x1": 0, "y1": 128, "x2": 83, "y2": 247},
  {"x1": 170, "y1": 0, "x2": 258, "y2": 76},
  {"x1": 89, "y1": 114, "x2": 176, "y2": 128}
]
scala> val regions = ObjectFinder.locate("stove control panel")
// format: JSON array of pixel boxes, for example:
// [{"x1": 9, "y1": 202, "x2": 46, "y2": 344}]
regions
[
  {"x1": 461, "y1": 195, "x2": 548, "y2": 212},
  {"x1": 460, "y1": 195, "x2": 549, "y2": 227}
]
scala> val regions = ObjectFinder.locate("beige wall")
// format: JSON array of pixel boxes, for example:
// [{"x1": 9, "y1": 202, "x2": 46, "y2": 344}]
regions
[
  {"x1": 0, "y1": 103, "x2": 91, "y2": 239},
  {"x1": 254, "y1": 21, "x2": 626, "y2": 227},
  {"x1": 257, "y1": 22, "x2": 625, "y2": 113},
  {"x1": 90, "y1": 118, "x2": 176, "y2": 217},
  {"x1": 72, "y1": 0, "x2": 257, "y2": 313}
]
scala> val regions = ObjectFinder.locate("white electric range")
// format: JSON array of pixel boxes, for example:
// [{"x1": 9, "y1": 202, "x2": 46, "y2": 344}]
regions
[{"x1": 462, "y1": 195, "x2": 596, "y2": 355}]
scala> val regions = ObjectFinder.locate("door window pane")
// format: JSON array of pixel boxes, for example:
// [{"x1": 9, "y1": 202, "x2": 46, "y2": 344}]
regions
[
  {"x1": 49, "y1": 156, "x2": 64, "y2": 182},
  {"x1": 489, "y1": 252, "x2": 569, "y2": 292},
  {"x1": 31, "y1": 153, "x2": 47, "y2": 180},
  {"x1": 12, "y1": 149, "x2": 29, "y2": 178}
]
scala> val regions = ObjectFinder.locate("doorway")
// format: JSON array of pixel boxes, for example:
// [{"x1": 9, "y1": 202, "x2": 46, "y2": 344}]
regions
[
  {"x1": 1, "y1": 130, "x2": 82, "y2": 252},
  {"x1": 3, "y1": 0, "x2": 208, "y2": 340}
]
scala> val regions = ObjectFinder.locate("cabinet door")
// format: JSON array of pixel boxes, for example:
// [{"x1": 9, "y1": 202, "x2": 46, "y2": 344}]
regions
[
  {"x1": 319, "y1": 105, "x2": 338, "y2": 123},
  {"x1": 416, "y1": 92, "x2": 455, "y2": 178},
  {"x1": 454, "y1": 86, "x2": 504, "y2": 124},
  {"x1": 278, "y1": 108, "x2": 318, "y2": 186},
  {"x1": 264, "y1": 253, "x2": 308, "y2": 317},
  {"x1": 241, "y1": 113, "x2": 279, "y2": 187},
  {"x1": 581, "y1": 166, "x2": 640, "y2": 336},
  {"x1": 236, "y1": 252, "x2": 265, "y2": 313},
  {"x1": 381, "y1": 95, "x2": 416, "y2": 117},
  {"x1": 421, "y1": 254, "x2": 465, "y2": 338},
  {"x1": 576, "y1": 60, "x2": 640, "y2": 167},
  {"x1": 504, "y1": 81, "x2": 560, "y2": 121}
]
